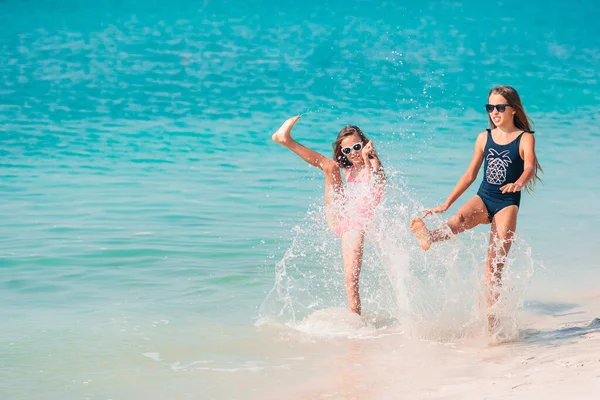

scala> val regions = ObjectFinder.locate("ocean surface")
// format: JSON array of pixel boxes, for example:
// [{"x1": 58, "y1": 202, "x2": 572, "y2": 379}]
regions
[{"x1": 1, "y1": 0, "x2": 599, "y2": 399}]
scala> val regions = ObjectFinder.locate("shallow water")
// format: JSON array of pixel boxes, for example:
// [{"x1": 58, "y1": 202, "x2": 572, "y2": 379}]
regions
[{"x1": 1, "y1": 0, "x2": 599, "y2": 398}]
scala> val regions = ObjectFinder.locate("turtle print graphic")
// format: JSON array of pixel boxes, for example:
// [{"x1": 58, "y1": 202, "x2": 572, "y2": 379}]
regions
[{"x1": 486, "y1": 148, "x2": 512, "y2": 185}]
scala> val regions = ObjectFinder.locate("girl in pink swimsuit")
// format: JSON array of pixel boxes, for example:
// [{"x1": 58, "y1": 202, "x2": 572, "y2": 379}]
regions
[{"x1": 272, "y1": 116, "x2": 385, "y2": 315}]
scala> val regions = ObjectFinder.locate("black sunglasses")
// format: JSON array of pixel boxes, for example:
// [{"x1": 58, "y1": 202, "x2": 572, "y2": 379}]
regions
[{"x1": 485, "y1": 103, "x2": 510, "y2": 113}]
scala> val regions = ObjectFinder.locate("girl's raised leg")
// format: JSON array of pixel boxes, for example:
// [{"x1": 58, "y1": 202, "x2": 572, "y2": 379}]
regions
[
  {"x1": 323, "y1": 161, "x2": 344, "y2": 231},
  {"x1": 273, "y1": 116, "x2": 343, "y2": 227},
  {"x1": 410, "y1": 195, "x2": 490, "y2": 250},
  {"x1": 272, "y1": 116, "x2": 332, "y2": 170}
]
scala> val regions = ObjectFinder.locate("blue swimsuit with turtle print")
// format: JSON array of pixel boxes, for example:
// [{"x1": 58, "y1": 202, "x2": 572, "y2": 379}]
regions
[{"x1": 476, "y1": 129, "x2": 530, "y2": 221}]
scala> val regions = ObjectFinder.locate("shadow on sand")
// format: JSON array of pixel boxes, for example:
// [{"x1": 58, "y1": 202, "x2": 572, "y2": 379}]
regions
[
  {"x1": 516, "y1": 301, "x2": 600, "y2": 344},
  {"x1": 521, "y1": 318, "x2": 600, "y2": 344}
]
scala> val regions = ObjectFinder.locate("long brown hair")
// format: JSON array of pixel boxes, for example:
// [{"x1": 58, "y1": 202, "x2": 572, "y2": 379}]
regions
[
  {"x1": 332, "y1": 125, "x2": 370, "y2": 168},
  {"x1": 488, "y1": 85, "x2": 543, "y2": 192}
]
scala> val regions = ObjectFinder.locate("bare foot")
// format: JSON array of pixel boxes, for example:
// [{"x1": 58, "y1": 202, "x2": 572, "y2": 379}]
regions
[
  {"x1": 410, "y1": 217, "x2": 431, "y2": 251},
  {"x1": 272, "y1": 116, "x2": 300, "y2": 145},
  {"x1": 486, "y1": 313, "x2": 512, "y2": 343}
]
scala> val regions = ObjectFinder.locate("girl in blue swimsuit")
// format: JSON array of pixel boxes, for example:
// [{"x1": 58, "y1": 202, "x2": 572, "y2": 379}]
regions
[{"x1": 409, "y1": 85, "x2": 542, "y2": 328}]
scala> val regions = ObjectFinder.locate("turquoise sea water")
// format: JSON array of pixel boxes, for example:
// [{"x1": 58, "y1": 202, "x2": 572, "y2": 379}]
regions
[{"x1": 1, "y1": 0, "x2": 599, "y2": 398}]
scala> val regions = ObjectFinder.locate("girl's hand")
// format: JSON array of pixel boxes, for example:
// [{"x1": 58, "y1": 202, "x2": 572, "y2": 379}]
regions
[
  {"x1": 422, "y1": 203, "x2": 449, "y2": 218},
  {"x1": 500, "y1": 182, "x2": 522, "y2": 193},
  {"x1": 361, "y1": 140, "x2": 375, "y2": 161}
]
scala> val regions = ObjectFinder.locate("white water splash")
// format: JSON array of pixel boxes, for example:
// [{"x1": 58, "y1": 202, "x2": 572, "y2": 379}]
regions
[{"x1": 259, "y1": 169, "x2": 538, "y2": 343}]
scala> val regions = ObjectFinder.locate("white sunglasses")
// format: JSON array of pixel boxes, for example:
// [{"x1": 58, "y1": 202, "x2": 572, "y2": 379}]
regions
[{"x1": 341, "y1": 142, "x2": 363, "y2": 155}]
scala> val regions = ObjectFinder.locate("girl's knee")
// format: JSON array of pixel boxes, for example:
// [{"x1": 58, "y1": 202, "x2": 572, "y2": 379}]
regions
[
  {"x1": 447, "y1": 214, "x2": 465, "y2": 234},
  {"x1": 493, "y1": 229, "x2": 514, "y2": 245}
]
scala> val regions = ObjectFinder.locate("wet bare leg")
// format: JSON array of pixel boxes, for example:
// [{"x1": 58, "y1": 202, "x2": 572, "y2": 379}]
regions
[
  {"x1": 485, "y1": 206, "x2": 518, "y2": 332},
  {"x1": 411, "y1": 195, "x2": 489, "y2": 250},
  {"x1": 323, "y1": 162, "x2": 344, "y2": 231},
  {"x1": 273, "y1": 116, "x2": 343, "y2": 228},
  {"x1": 342, "y1": 230, "x2": 365, "y2": 315},
  {"x1": 272, "y1": 116, "x2": 332, "y2": 169}
]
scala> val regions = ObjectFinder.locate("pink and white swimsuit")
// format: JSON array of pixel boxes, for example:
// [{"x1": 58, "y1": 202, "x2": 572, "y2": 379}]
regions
[{"x1": 330, "y1": 166, "x2": 384, "y2": 237}]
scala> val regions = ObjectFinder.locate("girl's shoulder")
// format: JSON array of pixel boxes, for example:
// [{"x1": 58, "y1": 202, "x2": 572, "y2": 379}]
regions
[
  {"x1": 521, "y1": 131, "x2": 535, "y2": 138},
  {"x1": 475, "y1": 130, "x2": 489, "y2": 150},
  {"x1": 519, "y1": 131, "x2": 536, "y2": 146}
]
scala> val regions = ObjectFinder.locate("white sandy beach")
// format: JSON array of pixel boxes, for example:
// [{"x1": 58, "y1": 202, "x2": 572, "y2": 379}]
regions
[{"x1": 246, "y1": 291, "x2": 600, "y2": 400}]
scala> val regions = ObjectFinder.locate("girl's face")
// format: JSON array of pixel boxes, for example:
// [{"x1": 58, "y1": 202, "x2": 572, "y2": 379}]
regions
[
  {"x1": 341, "y1": 134, "x2": 364, "y2": 166},
  {"x1": 488, "y1": 93, "x2": 515, "y2": 128}
]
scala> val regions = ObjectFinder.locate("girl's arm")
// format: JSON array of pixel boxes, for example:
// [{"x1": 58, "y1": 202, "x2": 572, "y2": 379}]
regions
[
  {"x1": 423, "y1": 132, "x2": 486, "y2": 217},
  {"x1": 500, "y1": 133, "x2": 536, "y2": 193}
]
